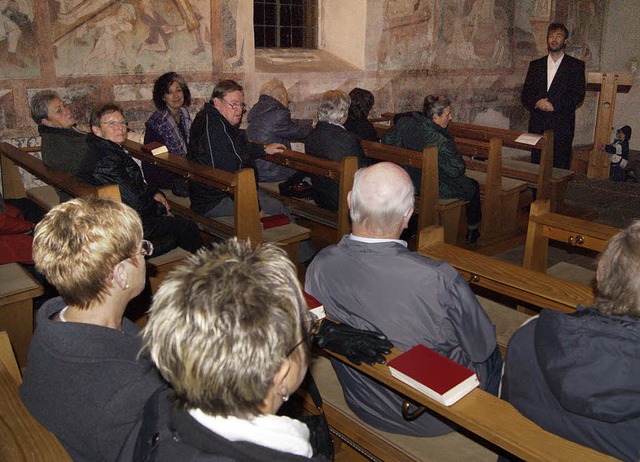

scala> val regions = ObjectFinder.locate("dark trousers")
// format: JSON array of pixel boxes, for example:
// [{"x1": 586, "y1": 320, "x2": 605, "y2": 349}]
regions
[
  {"x1": 465, "y1": 179, "x2": 482, "y2": 226},
  {"x1": 143, "y1": 214, "x2": 203, "y2": 255}
]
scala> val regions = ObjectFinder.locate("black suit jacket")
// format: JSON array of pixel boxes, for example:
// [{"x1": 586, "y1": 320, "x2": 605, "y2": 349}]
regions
[{"x1": 521, "y1": 53, "x2": 586, "y2": 138}]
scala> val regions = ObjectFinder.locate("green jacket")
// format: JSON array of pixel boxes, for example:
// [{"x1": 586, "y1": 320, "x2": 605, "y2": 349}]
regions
[{"x1": 382, "y1": 113, "x2": 476, "y2": 200}]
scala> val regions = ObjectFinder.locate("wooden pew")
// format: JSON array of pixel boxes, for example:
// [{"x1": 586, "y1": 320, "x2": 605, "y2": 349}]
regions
[
  {"x1": 360, "y1": 140, "x2": 467, "y2": 244},
  {"x1": 0, "y1": 142, "x2": 191, "y2": 296},
  {"x1": 0, "y1": 264, "x2": 43, "y2": 369},
  {"x1": 258, "y1": 149, "x2": 358, "y2": 244},
  {"x1": 523, "y1": 199, "x2": 619, "y2": 274},
  {"x1": 372, "y1": 121, "x2": 530, "y2": 243},
  {"x1": 0, "y1": 331, "x2": 72, "y2": 461},
  {"x1": 376, "y1": 116, "x2": 575, "y2": 213},
  {"x1": 418, "y1": 225, "x2": 594, "y2": 313},
  {"x1": 122, "y1": 140, "x2": 311, "y2": 265},
  {"x1": 304, "y1": 347, "x2": 616, "y2": 462}
]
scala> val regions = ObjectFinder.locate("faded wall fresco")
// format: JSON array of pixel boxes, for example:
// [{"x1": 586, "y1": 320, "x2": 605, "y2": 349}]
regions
[
  {"x1": 377, "y1": 0, "x2": 514, "y2": 71},
  {"x1": 0, "y1": 0, "x2": 38, "y2": 78},
  {"x1": 51, "y1": 0, "x2": 211, "y2": 76},
  {"x1": 0, "y1": 0, "x2": 612, "y2": 149}
]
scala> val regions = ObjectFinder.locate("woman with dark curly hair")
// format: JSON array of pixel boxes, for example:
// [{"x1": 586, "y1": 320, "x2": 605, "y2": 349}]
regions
[{"x1": 143, "y1": 72, "x2": 193, "y2": 195}]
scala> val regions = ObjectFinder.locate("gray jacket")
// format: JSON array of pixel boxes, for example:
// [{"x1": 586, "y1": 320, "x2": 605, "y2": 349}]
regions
[
  {"x1": 20, "y1": 297, "x2": 164, "y2": 462},
  {"x1": 246, "y1": 94, "x2": 312, "y2": 182},
  {"x1": 305, "y1": 236, "x2": 498, "y2": 436}
]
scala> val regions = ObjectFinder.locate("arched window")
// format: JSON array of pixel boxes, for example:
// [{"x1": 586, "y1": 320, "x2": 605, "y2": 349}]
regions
[{"x1": 254, "y1": 0, "x2": 318, "y2": 48}]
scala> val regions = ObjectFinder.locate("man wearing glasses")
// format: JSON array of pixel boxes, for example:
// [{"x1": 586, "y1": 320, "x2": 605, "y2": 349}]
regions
[
  {"x1": 187, "y1": 80, "x2": 290, "y2": 219},
  {"x1": 521, "y1": 22, "x2": 586, "y2": 170}
]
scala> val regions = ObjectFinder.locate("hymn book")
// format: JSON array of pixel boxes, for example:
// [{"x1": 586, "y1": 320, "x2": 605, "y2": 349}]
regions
[
  {"x1": 141, "y1": 141, "x2": 169, "y2": 156},
  {"x1": 303, "y1": 291, "x2": 326, "y2": 321},
  {"x1": 388, "y1": 344, "x2": 479, "y2": 406}
]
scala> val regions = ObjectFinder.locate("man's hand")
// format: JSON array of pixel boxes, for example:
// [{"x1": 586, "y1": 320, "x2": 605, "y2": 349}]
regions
[
  {"x1": 153, "y1": 193, "x2": 173, "y2": 216},
  {"x1": 314, "y1": 320, "x2": 393, "y2": 366},
  {"x1": 264, "y1": 143, "x2": 286, "y2": 155},
  {"x1": 535, "y1": 98, "x2": 554, "y2": 112}
]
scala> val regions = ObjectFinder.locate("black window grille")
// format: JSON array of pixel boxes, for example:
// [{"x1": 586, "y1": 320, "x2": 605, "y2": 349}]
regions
[{"x1": 254, "y1": 0, "x2": 318, "y2": 48}]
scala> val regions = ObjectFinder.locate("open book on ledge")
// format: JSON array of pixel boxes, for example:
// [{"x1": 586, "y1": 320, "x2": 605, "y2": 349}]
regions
[
  {"x1": 388, "y1": 344, "x2": 479, "y2": 406},
  {"x1": 514, "y1": 133, "x2": 543, "y2": 146}
]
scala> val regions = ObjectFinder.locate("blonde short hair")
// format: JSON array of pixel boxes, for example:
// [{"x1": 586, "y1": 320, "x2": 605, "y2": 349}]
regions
[
  {"x1": 259, "y1": 79, "x2": 287, "y2": 102},
  {"x1": 33, "y1": 197, "x2": 142, "y2": 309},
  {"x1": 142, "y1": 239, "x2": 309, "y2": 418}
]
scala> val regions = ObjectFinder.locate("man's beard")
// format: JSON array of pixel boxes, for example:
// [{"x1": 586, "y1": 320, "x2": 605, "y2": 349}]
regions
[{"x1": 548, "y1": 42, "x2": 567, "y2": 53}]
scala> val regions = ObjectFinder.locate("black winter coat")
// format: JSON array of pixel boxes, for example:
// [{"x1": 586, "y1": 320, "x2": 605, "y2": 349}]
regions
[
  {"x1": 305, "y1": 122, "x2": 365, "y2": 211},
  {"x1": 86, "y1": 134, "x2": 160, "y2": 218},
  {"x1": 187, "y1": 103, "x2": 264, "y2": 214}
]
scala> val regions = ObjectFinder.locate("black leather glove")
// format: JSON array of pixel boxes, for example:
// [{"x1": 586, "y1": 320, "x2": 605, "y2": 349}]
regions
[{"x1": 314, "y1": 320, "x2": 394, "y2": 366}]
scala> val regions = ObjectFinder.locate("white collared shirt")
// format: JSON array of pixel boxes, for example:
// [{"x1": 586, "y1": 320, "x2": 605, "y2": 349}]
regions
[
  {"x1": 547, "y1": 53, "x2": 565, "y2": 91},
  {"x1": 349, "y1": 234, "x2": 408, "y2": 248}
]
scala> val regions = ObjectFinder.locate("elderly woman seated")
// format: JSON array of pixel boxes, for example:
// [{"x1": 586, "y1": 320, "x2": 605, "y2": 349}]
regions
[
  {"x1": 30, "y1": 90, "x2": 98, "y2": 201},
  {"x1": 85, "y1": 102, "x2": 202, "y2": 255},
  {"x1": 136, "y1": 239, "x2": 324, "y2": 460},
  {"x1": 306, "y1": 90, "x2": 366, "y2": 211},
  {"x1": 502, "y1": 221, "x2": 640, "y2": 462},
  {"x1": 20, "y1": 197, "x2": 165, "y2": 462}
]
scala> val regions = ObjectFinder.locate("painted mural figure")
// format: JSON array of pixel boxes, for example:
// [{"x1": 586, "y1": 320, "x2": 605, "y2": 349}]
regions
[
  {"x1": 81, "y1": 3, "x2": 135, "y2": 71},
  {"x1": 0, "y1": 0, "x2": 32, "y2": 68}
]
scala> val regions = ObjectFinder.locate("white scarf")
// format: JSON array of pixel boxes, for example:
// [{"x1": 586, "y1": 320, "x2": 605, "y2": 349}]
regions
[{"x1": 189, "y1": 408, "x2": 313, "y2": 457}]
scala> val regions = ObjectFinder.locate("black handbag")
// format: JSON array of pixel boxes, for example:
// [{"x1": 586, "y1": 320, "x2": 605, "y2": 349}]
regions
[{"x1": 298, "y1": 371, "x2": 334, "y2": 461}]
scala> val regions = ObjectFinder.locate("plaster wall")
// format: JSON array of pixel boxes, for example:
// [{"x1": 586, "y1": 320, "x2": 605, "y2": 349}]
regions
[
  {"x1": 0, "y1": 0, "x2": 610, "y2": 160},
  {"x1": 601, "y1": 0, "x2": 640, "y2": 150},
  {"x1": 319, "y1": 0, "x2": 367, "y2": 69}
]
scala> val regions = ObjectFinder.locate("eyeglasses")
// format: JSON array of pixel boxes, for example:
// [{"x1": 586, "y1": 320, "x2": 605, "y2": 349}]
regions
[
  {"x1": 138, "y1": 239, "x2": 154, "y2": 257},
  {"x1": 286, "y1": 318, "x2": 320, "y2": 357},
  {"x1": 102, "y1": 119, "x2": 128, "y2": 128},
  {"x1": 222, "y1": 99, "x2": 246, "y2": 111}
]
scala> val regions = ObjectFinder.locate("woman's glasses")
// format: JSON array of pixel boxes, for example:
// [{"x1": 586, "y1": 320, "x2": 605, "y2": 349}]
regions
[{"x1": 286, "y1": 318, "x2": 320, "y2": 357}]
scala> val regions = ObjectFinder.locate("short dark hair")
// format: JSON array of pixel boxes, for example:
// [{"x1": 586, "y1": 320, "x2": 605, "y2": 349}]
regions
[
  {"x1": 211, "y1": 80, "x2": 243, "y2": 101},
  {"x1": 152, "y1": 72, "x2": 191, "y2": 110},
  {"x1": 348, "y1": 88, "x2": 375, "y2": 119},
  {"x1": 423, "y1": 94, "x2": 451, "y2": 119},
  {"x1": 89, "y1": 103, "x2": 124, "y2": 128},
  {"x1": 547, "y1": 22, "x2": 569, "y2": 39},
  {"x1": 30, "y1": 90, "x2": 60, "y2": 125}
]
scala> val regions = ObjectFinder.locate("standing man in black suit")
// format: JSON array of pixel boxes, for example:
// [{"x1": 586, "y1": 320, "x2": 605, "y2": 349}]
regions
[{"x1": 521, "y1": 23, "x2": 586, "y2": 170}]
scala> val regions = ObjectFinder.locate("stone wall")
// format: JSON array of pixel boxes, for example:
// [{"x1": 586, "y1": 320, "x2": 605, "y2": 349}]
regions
[{"x1": 0, "y1": 0, "x2": 610, "y2": 148}]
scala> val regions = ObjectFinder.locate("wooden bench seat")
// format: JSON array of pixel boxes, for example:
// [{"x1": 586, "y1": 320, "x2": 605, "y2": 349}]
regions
[
  {"x1": 123, "y1": 140, "x2": 311, "y2": 265},
  {"x1": 0, "y1": 264, "x2": 43, "y2": 369},
  {"x1": 523, "y1": 199, "x2": 620, "y2": 274},
  {"x1": 0, "y1": 142, "x2": 190, "y2": 297},
  {"x1": 308, "y1": 355, "x2": 498, "y2": 462},
  {"x1": 256, "y1": 148, "x2": 357, "y2": 244},
  {"x1": 0, "y1": 331, "x2": 71, "y2": 461},
  {"x1": 418, "y1": 225, "x2": 595, "y2": 313},
  {"x1": 307, "y1": 346, "x2": 616, "y2": 462}
]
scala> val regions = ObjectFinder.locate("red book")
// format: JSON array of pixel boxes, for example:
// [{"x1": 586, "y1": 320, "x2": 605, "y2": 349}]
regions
[
  {"x1": 260, "y1": 214, "x2": 291, "y2": 229},
  {"x1": 388, "y1": 344, "x2": 479, "y2": 406},
  {"x1": 303, "y1": 291, "x2": 326, "y2": 320},
  {"x1": 141, "y1": 141, "x2": 168, "y2": 156}
]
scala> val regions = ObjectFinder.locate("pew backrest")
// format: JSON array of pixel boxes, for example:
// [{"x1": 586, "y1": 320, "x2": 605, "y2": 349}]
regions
[
  {"x1": 123, "y1": 139, "x2": 263, "y2": 244},
  {"x1": 361, "y1": 140, "x2": 441, "y2": 230},
  {"x1": 523, "y1": 200, "x2": 620, "y2": 273},
  {"x1": 418, "y1": 225, "x2": 594, "y2": 313},
  {"x1": 0, "y1": 142, "x2": 121, "y2": 202},
  {"x1": 261, "y1": 147, "x2": 357, "y2": 239}
]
